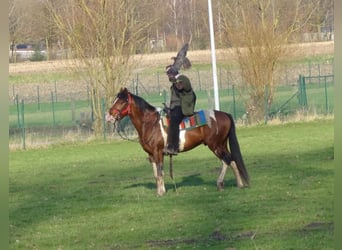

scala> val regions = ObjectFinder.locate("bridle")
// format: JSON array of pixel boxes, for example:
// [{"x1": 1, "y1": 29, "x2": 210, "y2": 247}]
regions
[
  {"x1": 111, "y1": 92, "x2": 133, "y2": 120},
  {"x1": 109, "y1": 92, "x2": 138, "y2": 142}
]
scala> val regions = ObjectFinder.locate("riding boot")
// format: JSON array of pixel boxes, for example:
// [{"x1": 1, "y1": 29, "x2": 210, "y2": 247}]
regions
[
  {"x1": 165, "y1": 126, "x2": 179, "y2": 155},
  {"x1": 163, "y1": 106, "x2": 183, "y2": 155}
]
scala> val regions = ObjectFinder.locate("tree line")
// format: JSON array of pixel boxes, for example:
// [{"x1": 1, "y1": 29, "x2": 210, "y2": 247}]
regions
[
  {"x1": 9, "y1": 0, "x2": 333, "y2": 57},
  {"x1": 9, "y1": 0, "x2": 334, "y2": 133}
]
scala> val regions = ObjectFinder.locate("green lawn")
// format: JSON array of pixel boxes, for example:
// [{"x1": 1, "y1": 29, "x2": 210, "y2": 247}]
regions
[{"x1": 9, "y1": 119, "x2": 334, "y2": 249}]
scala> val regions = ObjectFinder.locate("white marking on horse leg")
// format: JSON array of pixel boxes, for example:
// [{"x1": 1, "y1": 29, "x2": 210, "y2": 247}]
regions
[
  {"x1": 151, "y1": 162, "x2": 158, "y2": 178},
  {"x1": 217, "y1": 160, "x2": 228, "y2": 191},
  {"x1": 230, "y1": 161, "x2": 244, "y2": 188},
  {"x1": 155, "y1": 163, "x2": 166, "y2": 196},
  {"x1": 157, "y1": 175, "x2": 166, "y2": 196},
  {"x1": 151, "y1": 162, "x2": 166, "y2": 195}
]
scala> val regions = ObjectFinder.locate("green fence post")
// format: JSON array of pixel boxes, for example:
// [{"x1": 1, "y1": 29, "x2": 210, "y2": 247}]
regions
[
  {"x1": 298, "y1": 75, "x2": 307, "y2": 107},
  {"x1": 302, "y1": 77, "x2": 307, "y2": 107},
  {"x1": 87, "y1": 85, "x2": 90, "y2": 106},
  {"x1": 91, "y1": 90, "x2": 94, "y2": 122},
  {"x1": 308, "y1": 62, "x2": 312, "y2": 83},
  {"x1": 298, "y1": 75, "x2": 302, "y2": 105},
  {"x1": 232, "y1": 85, "x2": 236, "y2": 120},
  {"x1": 219, "y1": 66, "x2": 222, "y2": 89},
  {"x1": 12, "y1": 85, "x2": 16, "y2": 104},
  {"x1": 71, "y1": 98, "x2": 75, "y2": 122},
  {"x1": 318, "y1": 64, "x2": 321, "y2": 86},
  {"x1": 324, "y1": 76, "x2": 328, "y2": 114},
  {"x1": 102, "y1": 98, "x2": 106, "y2": 140},
  {"x1": 20, "y1": 99, "x2": 26, "y2": 150},
  {"x1": 264, "y1": 85, "x2": 269, "y2": 125},
  {"x1": 16, "y1": 94, "x2": 20, "y2": 128},
  {"x1": 226, "y1": 69, "x2": 230, "y2": 96},
  {"x1": 135, "y1": 73, "x2": 139, "y2": 95},
  {"x1": 51, "y1": 91, "x2": 56, "y2": 126},
  {"x1": 197, "y1": 69, "x2": 201, "y2": 91},
  {"x1": 163, "y1": 89, "x2": 167, "y2": 104},
  {"x1": 37, "y1": 86, "x2": 40, "y2": 111},
  {"x1": 156, "y1": 71, "x2": 160, "y2": 94},
  {"x1": 54, "y1": 80, "x2": 58, "y2": 102}
]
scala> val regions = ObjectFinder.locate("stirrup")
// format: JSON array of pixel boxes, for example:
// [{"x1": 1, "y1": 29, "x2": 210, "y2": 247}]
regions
[{"x1": 163, "y1": 147, "x2": 178, "y2": 156}]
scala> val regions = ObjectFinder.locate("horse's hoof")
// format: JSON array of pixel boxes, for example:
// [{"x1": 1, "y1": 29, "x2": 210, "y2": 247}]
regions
[
  {"x1": 237, "y1": 181, "x2": 249, "y2": 188},
  {"x1": 241, "y1": 183, "x2": 250, "y2": 189},
  {"x1": 217, "y1": 182, "x2": 224, "y2": 191},
  {"x1": 157, "y1": 188, "x2": 166, "y2": 196}
]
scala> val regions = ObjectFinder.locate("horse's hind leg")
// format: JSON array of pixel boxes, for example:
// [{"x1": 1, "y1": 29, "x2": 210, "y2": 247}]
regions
[
  {"x1": 217, "y1": 159, "x2": 244, "y2": 190},
  {"x1": 216, "y1": 149, "x2": 245, "y2": 190},
  {"x1": 229, "y1": 160, "x2": 244, "y2": 188},
  {"x1": 217, "y1": 160, "x2": 228, "y2": 191}
]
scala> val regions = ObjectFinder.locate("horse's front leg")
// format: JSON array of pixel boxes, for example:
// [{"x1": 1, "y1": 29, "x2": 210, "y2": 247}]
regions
[{"x1": 149, "y1": 156, "x2": 166, "y2": 196}]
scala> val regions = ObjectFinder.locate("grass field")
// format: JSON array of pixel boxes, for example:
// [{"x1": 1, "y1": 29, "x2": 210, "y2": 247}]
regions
[{"x1": 9, "y1": 118, "x2": 334, "y2": 249}]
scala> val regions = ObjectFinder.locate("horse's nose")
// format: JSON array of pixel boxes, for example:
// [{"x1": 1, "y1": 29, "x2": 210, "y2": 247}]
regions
[
  {"x1": 109, "y1": 106, "x2": 122, "y2": 119},
  {"x1": 109, "y1": 107, "x2": 118, "y2": 116},
  {"x1": 105, "y1": 113, "x2": 115, "y2": 122}
]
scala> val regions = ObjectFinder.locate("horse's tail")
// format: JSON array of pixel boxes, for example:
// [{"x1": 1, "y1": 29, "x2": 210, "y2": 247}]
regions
[{"x1": 226, "y1": 113, "x2": 250, "y2": 186}]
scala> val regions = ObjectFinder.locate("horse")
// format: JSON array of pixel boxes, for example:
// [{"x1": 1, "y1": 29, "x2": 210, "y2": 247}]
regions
[{"x1": 106, "y1": 87, "x2": 249, "y2": 196}]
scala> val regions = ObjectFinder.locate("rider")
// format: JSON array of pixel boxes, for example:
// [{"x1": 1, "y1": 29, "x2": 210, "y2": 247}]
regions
[{"x1": 163, "y1": 65, "x2": 196, "y2": 155}]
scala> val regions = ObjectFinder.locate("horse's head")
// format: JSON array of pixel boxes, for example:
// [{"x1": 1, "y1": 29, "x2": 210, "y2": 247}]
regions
[{"x1": 106, "y1": 87, "x2": 132, "y2": 122}]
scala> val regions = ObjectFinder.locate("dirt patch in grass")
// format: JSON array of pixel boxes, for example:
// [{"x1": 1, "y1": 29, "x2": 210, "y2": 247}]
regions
[
  {"x1": 301, "y1": 221, "x2": 334, "y2": 232},
  {"x1": 145, "y1": 229, "x2": 257, "y2": 248}
]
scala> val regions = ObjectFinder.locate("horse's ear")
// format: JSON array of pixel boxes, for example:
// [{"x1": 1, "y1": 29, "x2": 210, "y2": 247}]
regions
[
  {"x1": 118, "y1": 87, "x2": 128, "y2": 94},
  {"x1": 117, "y1": 87, "x2": 129, "y2": 99}
]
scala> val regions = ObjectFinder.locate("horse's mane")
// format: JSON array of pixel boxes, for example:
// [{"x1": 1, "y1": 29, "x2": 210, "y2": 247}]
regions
[{"x1": 131, "y1": 94, "x2": 157, "y2": 113}]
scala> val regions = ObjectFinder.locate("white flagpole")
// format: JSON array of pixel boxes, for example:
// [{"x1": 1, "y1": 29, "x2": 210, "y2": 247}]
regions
[{"x1": 208, "y1": 0, "x2": 220, "y2": 110}]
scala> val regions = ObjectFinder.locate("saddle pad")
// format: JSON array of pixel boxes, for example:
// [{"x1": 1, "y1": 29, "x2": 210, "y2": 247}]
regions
[{"x1": 161, "y1": 110, "x2": 209, "y2": 131}]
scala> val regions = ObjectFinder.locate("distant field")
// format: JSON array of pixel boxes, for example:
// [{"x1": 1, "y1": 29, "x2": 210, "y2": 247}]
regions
[
  {"x1": 9, "y1": 119, "x2": 334, "y2": 249},
  {"x1": 9, "y1": 41, "x2": 334, "y2": 75},
  {"x1": 8, "y1": 41, "x2": 334, "y2": 106}
]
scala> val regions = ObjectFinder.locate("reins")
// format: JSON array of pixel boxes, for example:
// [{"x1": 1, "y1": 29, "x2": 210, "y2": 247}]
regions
[{"x1": 113, "y1": 119, "x2": 139, "y2": 142}]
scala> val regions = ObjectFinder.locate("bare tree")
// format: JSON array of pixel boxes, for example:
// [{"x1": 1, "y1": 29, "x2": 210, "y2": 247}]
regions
[
  {"x1": 308, "y1": 0, "x2": 334, "y2": 33},
  {"x1": 220, "y1": 0, "x2": 320, "y2": 123},
  {"x1": 46, "y1": 0, "x2": 153, "y2": 135},
  {"x1": 9, "y1": 0, "x2": 32, "y2": 62},
  {"x1": 9, "y1": 0, "x2": 18, "y2": 62},
  {"x1": 164, "y1": 0, "x2": 202, "y2": 49},
  {"x1": 9, "y1": 0, "x2": 58, "y2": 62}
]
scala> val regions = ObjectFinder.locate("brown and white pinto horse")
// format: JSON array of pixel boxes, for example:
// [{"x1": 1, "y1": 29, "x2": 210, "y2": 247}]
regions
[{"x1": 106, "y1": 88, "x2": 249, "y2": 196}]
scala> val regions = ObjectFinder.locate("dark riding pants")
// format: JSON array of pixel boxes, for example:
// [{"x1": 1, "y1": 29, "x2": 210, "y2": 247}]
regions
[{"x1": 167, "y1": 106, "x2": 184, "y2": 151}]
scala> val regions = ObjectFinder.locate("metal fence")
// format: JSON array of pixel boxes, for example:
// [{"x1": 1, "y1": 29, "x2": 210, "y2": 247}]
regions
[{"x1": 9, "y1": 60, "x2": 334, "y2": 149}]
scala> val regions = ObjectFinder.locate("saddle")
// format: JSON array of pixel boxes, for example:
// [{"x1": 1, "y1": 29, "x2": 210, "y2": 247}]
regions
[{"x1": 160, "y1": 109, "x2": 209, "y2": 131}]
